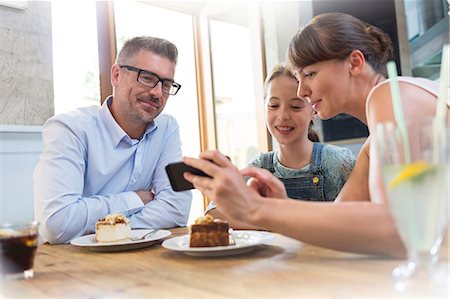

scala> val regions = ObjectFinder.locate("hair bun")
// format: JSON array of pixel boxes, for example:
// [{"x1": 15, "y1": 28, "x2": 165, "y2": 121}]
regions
[{"x1": 366, "y1": 25, "x2": 394, "y2": 64}]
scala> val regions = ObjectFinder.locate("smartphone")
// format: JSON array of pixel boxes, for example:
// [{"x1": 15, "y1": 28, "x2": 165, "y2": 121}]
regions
[{"x1": 165, "y1": 162, "x2": 211, "y2": 192}]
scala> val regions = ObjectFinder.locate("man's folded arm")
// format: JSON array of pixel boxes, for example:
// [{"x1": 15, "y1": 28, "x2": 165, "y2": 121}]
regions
[
  {"x1": 34, "y1": 120, "x2": 144, "y2": 244},
  {"x1": 128, "y1": 119, "x2": 192, "y2": 229}
]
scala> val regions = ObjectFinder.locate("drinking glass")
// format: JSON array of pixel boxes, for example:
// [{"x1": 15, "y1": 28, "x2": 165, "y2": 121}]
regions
[
  {"x1": 0, "y1": 221, "x2": 39, "y2": 280},
  {"x1": 376, "y1": 119, "x2": 449, "y2": 290}
]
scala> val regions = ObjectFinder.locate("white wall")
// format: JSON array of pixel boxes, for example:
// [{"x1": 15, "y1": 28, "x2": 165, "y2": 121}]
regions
[
  {"x1": 0, "y1": 0, "x2": 51, "y2": 224},
  {"x1": 0, "y1": 126, "x2": 42, "y2": 223}
]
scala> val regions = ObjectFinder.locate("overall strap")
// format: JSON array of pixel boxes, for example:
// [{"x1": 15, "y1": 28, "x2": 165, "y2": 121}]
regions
[
  {"x1": 310, "y1": 143, "x2": 324, "y2": 174},
  {"x1": 261, "y1": 151, "x2": 276, "y2": 173}
]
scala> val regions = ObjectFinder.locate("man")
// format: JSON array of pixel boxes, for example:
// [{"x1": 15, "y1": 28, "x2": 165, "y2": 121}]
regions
[{"x1": 34, "y1": 36, "x2": 191, "y2": 244}]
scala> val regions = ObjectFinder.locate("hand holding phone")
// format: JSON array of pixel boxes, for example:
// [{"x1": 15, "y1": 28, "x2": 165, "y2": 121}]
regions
[{"x1": 165, "y1": 162, "x2": 211, "y2": 192}]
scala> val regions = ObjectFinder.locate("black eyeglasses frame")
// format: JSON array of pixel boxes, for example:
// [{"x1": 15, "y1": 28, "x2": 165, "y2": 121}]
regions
[{"x1": 119, "y1": 65, "x2": 181, "y2": 95}]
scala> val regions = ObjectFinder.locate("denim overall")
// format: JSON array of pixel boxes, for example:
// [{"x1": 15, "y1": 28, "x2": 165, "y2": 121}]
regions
[{"x1": 264, "y1": 143, "x2": 326, "y2": 201}]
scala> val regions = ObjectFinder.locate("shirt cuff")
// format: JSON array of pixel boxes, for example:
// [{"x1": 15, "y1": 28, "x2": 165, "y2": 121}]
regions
[{"x1": 123, "y1": 191, "x2": 145, "y2": 216}]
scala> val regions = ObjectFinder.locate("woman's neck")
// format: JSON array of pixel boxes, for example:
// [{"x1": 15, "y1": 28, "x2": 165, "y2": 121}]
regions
[
  {"x1": 346, "y1": 72, "x2": 385, "y2": 125},
  {"x1": 277, "y1": 139, "x2": 314, "y2": 169}
]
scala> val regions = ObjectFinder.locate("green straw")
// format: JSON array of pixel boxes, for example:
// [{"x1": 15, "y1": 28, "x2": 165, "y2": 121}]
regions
[
  {"x1": 386, "y1": 61, "x2": 411, "y2": 163},
  {"x1": 432, "y1": 44, "x2": 449, "y2": 163}
]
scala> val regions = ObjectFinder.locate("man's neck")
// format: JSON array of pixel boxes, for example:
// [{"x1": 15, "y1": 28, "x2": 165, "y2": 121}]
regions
[{"x1": 108, "y1": 97, "x2": 147, "y2": 140}]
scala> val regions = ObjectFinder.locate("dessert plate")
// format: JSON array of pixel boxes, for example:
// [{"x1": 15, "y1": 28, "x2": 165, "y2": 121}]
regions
[
  {"x1": 70, "y1": 229, "x2": 171, "y2": 252},
  {"x1": 161, "y1": 230, "x2": 275, "y2": 257}
]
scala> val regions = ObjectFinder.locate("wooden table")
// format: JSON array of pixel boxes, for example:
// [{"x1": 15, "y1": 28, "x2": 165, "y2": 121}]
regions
[{"x1": 1, "y1": 228, "x2": 448, "y2": 298}]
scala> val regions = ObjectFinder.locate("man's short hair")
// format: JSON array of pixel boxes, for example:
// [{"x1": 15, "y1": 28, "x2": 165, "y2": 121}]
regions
[{"x1": 116, "y1": 36, "x2": 178, "y2": 65}]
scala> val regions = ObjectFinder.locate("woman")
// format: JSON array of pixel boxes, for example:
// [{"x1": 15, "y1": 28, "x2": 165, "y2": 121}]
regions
[
  {"x1": 206, "y1": 65, "x2": 355, "y2": 228},
  {"x1": 183, "y1": 13, "x2": 449, "y2": 257}
]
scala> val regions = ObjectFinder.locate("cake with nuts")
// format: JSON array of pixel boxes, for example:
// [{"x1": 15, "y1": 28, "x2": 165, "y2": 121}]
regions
[
  {"x1": 189, "y1": 215, "x2": 229, "y2": 247},
  {"x1": 95, "y1": 213, "x2": 131, "y2": 243}
]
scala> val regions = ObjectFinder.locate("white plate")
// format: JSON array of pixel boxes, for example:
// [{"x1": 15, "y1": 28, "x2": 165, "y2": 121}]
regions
[
  {"x1": 70, "y1": 229, "x2": 172, "y2": 252},
  {"x1": 162, "y1": 230, "x2": 275, "y2": 257}
]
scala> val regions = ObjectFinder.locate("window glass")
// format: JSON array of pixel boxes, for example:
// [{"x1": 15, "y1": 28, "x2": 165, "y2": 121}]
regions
[
  {"x1": 209, "y1": 19, "x2": 259, "y2": 168},
  {"x1": 114, "y1": 2, "x2": 202, "y2": 223},
  {"x1": 404, "y1": 0, "x2": 420, "y2": 40},
  {"x1": 51, "y1": 1, "x2": 100, "y2": 114}
]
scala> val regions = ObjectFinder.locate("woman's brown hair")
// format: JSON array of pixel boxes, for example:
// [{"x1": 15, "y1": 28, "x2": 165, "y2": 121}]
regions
[
  {"x1": 287, "y1": 12, "x2": 394, "y2": 77},
  {"x1": 264, "y1": 64, "x2": 319, "y2": 142}
]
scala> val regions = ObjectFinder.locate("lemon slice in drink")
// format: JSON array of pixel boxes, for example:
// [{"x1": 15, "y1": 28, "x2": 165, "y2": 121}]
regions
[{"x1": 388, "y1": 161, "x2": 436, "y2": 191}]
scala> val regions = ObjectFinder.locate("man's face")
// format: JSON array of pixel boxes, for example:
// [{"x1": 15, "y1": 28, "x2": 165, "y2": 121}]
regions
[{"x1": 111, "y1": 50, "x2": 176, "y2": 129}]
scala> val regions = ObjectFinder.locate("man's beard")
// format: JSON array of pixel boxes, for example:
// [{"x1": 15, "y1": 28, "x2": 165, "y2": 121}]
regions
[{"x1": 131, "y1": 96, "x2": 162, "y2": 123}]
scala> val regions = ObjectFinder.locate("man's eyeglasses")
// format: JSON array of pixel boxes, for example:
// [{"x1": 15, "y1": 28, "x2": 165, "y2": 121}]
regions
[{"x1": 119, "y1": 65, "x2": 181, "y2": 95}]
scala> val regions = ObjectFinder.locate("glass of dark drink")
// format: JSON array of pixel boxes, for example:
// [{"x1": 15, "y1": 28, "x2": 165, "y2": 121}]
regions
[{"x1": 0, "y1": 221, "x2": 39, "y2": 280}]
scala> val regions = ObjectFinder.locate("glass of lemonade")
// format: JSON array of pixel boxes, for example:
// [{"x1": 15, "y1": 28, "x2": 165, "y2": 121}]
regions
[
  {"x1": 0, "y1": 221, "x2": 39, "y2": 280},
  {"x1": 376, "y1": 119, "x2": 449, "y2": 289}
]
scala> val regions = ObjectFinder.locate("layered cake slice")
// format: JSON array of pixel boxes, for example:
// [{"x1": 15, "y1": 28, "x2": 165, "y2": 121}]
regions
[
  {"x1": 95, "y1": 213, "x2": 131, "y2": 243},
  {"x1": 190, "y1": 215, "x2": 229, "y2": 247}
]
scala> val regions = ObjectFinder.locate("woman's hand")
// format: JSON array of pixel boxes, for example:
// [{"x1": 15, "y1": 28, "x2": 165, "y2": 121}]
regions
[
  {"x1": 241, "y1": 167, "x2": 288, "y2": 199},
  {"x1": 183, "y1": 150, "x2": 262, "y2": 222}
]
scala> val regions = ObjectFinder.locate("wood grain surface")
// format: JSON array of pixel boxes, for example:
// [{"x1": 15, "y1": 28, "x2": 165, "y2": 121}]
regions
[{"x1": 1, "y1": 227, "x2": 448, "y2": 298}]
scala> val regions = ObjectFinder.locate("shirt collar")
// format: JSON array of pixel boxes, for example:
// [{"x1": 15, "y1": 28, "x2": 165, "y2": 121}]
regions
[{"x1": 100, "y1": 96, "x2": 158, "y2": 147}]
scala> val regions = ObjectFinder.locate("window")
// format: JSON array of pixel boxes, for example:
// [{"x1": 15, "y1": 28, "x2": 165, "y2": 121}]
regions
[
  {"x1": 209, "y1": 19, "x2": 260, "y2": 168},
  {"x1": 51, "y1": 1, "x2": 100, "y2": 114},
  {"x1": 114, "y1": 2, "x2": 202, "y2": 223}
]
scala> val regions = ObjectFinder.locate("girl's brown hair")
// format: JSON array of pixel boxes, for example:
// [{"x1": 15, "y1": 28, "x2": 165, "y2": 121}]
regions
[
  {"x1": 264, "y1": 64, "x2": 319, "y2": 142},
  {"x1": 287, "y1": 12, "x2": 394, "y2": 77}
]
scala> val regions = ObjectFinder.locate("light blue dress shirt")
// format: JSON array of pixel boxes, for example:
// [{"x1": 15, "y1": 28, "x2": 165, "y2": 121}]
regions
[{"x1": 34, "y1": 97, "x2": 192, "y2": 244}]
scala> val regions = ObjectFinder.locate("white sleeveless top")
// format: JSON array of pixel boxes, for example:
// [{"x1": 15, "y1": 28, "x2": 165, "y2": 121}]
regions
[{"x1": 365, "y1": 76, "x2": 450, "y2": 124}]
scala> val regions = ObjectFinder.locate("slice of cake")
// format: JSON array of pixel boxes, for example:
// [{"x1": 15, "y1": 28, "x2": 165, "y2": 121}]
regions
[
  {"x1": 189, "y1": 215, "x2": 229, "y2": 247},
  {"x1": 95, "y1": 213, "x2": 131, "y2": 243}
]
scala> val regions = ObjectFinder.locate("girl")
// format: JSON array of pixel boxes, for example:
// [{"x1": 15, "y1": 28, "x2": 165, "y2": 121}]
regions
[{"x1": 246, "y1": 65, "x2": 354, "y2": 201}]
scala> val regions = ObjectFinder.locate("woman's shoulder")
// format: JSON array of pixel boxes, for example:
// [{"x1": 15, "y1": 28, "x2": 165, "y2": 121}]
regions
[
  {"x1": 379, "y1": 76, "x2": 437, "y2": 89},
  {"x1": 366, "y1": 76, "x2": 443, "y2": 128},
  {"x1": 369, "y1": 77, "x2": 439, "y2": 100}
]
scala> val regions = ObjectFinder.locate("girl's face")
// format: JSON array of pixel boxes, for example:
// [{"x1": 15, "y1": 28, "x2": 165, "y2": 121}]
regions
[
  {"x1": 294, "y1": 59, "x2": 350, "y2": 120},
  {"x1": 265, "y1": 75, "x2": 314, "y2": 146}
]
